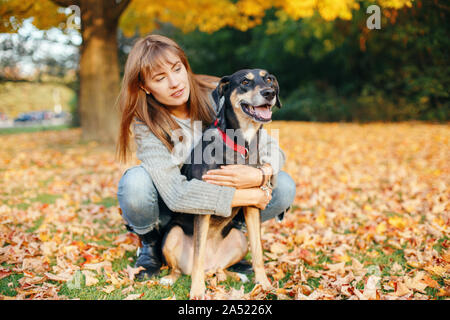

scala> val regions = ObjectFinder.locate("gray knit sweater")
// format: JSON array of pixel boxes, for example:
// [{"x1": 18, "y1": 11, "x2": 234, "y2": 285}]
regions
[{"x1": 133, "y1": 91, "x2": 286, "y2": 218}]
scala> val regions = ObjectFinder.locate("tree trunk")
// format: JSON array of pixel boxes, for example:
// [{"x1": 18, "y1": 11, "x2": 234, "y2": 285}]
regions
[{"x1": 77, "y1": 0, "x2": 129, "y2": 145}]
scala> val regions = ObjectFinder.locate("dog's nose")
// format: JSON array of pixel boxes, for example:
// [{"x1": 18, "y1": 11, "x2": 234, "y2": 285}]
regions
[{"x1": 260, "y1": 88, "x2": 275, "y2": 101}]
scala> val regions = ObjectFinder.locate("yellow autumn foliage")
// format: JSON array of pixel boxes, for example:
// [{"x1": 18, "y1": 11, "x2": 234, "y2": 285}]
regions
[
  {"x1": 0, "y1": 0, "x2": 66, "y2": 33},
  {"x1": 1, "y1": 0, "x2": 413, "y2": 35},
  {"x1": 378, "y1": 0, "x2": 413, "y2": 9}
]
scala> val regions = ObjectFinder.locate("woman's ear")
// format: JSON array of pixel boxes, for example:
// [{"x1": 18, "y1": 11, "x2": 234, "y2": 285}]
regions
[{"x1": 140, "y1": 85, "x2": 150, "y2": 95}]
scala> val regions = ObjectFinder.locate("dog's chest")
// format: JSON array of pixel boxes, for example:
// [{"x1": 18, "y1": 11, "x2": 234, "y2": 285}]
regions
[{"x1": 240, "y1": 123, "x2": 259, "y2": 146}]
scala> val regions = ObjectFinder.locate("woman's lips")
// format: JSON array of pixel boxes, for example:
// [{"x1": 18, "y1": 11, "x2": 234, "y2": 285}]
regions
[{"x1": 171, "y1": 88, "x2": 184, "y2": 97}]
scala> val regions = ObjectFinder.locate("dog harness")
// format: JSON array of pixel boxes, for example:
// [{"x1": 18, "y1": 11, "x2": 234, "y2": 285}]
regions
[{"x1": 213, "y1": 119, "x2": 249, "y2": 159}]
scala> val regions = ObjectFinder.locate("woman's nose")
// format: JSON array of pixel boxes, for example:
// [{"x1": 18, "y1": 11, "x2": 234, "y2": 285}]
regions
[{"x1": 167, "y1": 72, "x2": 180, "y2": 88}]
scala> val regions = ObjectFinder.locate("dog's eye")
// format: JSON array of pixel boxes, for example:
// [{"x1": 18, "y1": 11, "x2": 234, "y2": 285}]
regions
[
  {"x1": 266, "y1": 77, "x2": 273, "y2": 84},
  {"x1": 241, "y1": 79, "x2": 249, "y2": 86}
]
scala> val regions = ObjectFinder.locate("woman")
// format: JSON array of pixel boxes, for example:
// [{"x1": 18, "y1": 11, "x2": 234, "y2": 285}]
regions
[{"x1": 115, "y1": 34, "x2": 296, "y2": 279}]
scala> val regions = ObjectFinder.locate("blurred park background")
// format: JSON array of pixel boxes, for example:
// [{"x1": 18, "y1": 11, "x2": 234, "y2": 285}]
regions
[
  {"x1": 1, "y1": 0, "x2": 449, "y2": 300},
  {"x1": 0, "y1": 0, "x2": 448, "y2": 142}
]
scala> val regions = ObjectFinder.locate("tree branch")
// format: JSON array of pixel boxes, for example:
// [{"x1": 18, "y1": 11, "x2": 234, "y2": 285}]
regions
[
  {"x1": 49, "y1": 0, "x2": 81, "y2": 8},
  {"x1": 108, "y1": 0, "x2": 132, "y2": 21}
]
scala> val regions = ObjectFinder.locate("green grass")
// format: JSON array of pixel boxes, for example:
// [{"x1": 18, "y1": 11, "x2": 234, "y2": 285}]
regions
[
  {"x1": 0, "y1": 267, "x2": 23, "y2": 297},
  {"x1": 433, "y1": 236, "x2": 449, "y2": 254},
  {"x1": 61, "y1": 247, "x2": 263, "y2": 300},
  {"x1": 26, "y1": 215, "x2": 46, "y2": 233},
  {"x1": 307, "y1": 276, "x2": 322, "y2": 289},
  {"x1": 0, "y1": 81, "x2": 75, "y2": 119},
  {"x1": 95, "y1": 197, "x2": 118, "y2": 208},
  {"x1": 39, "y1": 177, "x2": 55, "y2": 188},
  {"x1": 33, "y1": 193, "x2": 61, "y2": 204},
  {"x1": 0, "y1": 230, "x2": 262, "y2": 300},
  {"x1": 0, "y1": 124, "x2": 72, "y2": 135},
  {"x1": 56, "y1": 262, "x2": 263, "y2": 300},
  {"x1": 316, "y1": 250, "x2": 333, "y2": 265},
  {"x1": 16, "y1": 203, "x2": 31, "y2": 210},
  {"x1": 12, "y1": 193, "x2": 62, "y2": 210}
]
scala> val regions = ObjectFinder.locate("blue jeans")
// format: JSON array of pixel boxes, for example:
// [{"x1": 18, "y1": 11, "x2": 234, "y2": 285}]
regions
[{"x1": 117, "y1": 165, "x2": 296, "y2": 235}]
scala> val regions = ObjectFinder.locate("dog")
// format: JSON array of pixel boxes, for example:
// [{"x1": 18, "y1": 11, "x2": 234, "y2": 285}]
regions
[{"x1": 160, "y1": 69, "x2": 282, "y2": 299}]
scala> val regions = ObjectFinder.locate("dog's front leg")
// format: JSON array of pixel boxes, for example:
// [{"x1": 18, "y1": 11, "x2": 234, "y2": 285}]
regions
[
  {"x1": 190, "y1": 214, "x2": 210, "y2": 299},
  {"x1": 244, "y1": 206, "x2": 271, "y2": 289}
]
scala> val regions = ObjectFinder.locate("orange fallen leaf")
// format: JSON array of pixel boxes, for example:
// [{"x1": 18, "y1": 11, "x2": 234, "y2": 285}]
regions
[
  {"x1": 422, "y1": 275, "x2": 439, "y2": 289},
  {"x1": 404, "y1": 272, "x2": 427, "y2": 293},
  {"x1": 0, "y1": 270, "x2": 12, "y2": 280},
  {"x1": 272, "y1": 269, "x2": 285, "y2": 281},
  {"x1": 388, "y1": 216, "x2": 407, "y2": 229},
  {"x1": 395, "y1": 281, "x2": 412, "y2": 297}
]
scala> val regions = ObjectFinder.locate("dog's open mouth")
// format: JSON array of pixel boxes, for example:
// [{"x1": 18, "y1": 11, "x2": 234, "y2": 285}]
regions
[{"x1": 240, "y1": 102, "x2": 272, "y2": 122}]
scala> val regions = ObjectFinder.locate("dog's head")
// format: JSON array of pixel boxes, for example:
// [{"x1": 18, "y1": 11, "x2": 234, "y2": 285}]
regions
[{"x1": 213, "y1": 69, "x2": 281, "y2": 124}]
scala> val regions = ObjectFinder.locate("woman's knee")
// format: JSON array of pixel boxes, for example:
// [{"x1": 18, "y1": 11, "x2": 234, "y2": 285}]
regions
[
  {"x1": 117, "y1": 166, "x2": 159, "y2": 227},
  {"x1": 260, "y1": 171, "x2": 296, "y2": 223},
  {"x1": 273, "y1": 171, "x2": 296, "y2": 209}
]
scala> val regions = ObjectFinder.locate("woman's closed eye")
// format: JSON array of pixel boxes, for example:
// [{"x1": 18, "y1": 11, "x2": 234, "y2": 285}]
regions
[{"x1": 155, "y1": 67, "x2": 182, "y2": 82}]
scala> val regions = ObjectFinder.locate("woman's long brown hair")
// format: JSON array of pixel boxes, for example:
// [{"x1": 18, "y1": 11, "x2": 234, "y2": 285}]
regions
[{"x1": 115, "y1": 34, "x2": 219, "y2": 163}]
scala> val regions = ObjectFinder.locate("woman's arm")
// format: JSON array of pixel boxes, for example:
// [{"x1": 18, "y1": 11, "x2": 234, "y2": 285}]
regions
[
  {"x1": 134, "y1": 122, "x2": 237, "y2": 217},
  {"x1": 201, "y1": 128, "x2": 286, "y2": 189},
  {"x1": 231, "y1": 187, "x2": 272, "y2": 210},
  {"x1": 202, "y1": 163, "x2": 272, "y2": 189}
]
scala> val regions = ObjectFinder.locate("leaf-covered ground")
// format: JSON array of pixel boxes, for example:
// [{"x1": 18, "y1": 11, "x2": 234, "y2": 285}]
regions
[{"x1": 0, "y1": 122, "x2": 449, "y2": 300}]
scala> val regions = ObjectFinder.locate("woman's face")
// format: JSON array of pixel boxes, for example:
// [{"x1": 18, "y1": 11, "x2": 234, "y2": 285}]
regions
[{"x1": 142, "y1": 51, "x2": 190, "y2": 109}]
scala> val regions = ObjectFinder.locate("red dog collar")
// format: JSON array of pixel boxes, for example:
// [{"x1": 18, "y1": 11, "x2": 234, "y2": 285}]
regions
[{"x1": 213, "y1": 119, "x2": 248, "y2": 158}]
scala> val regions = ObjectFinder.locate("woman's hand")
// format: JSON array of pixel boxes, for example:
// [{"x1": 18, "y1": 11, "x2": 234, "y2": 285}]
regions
[
  {"x1": 202, "y1": 164, "x2": 263, "y2": 189},
  {"x1": 254, "y1": 187, "x2": 272, "y2": 210}
]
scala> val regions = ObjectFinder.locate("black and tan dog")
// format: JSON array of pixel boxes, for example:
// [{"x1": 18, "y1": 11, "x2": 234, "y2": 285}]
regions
[{"x1": 160, "y1": 69, "x2": 281, "y2": 298}]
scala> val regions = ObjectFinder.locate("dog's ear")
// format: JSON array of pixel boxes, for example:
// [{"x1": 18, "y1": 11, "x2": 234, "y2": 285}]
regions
[
  {"x1": 272, "y1": 75, "x2": 282, "y2": 108},
  {"x1": 217, "y1": 75, "x2": 231, "y2": 98},
  {"x1": 211, "y1": 76, "x2": 230, "y2": 110}
]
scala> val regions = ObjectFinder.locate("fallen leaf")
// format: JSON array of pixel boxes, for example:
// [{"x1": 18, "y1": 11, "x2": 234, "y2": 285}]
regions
[
  {"x1": 101, "y1": 285, "x2": 115, "y2": 294},
  {"x1": 362, "y1": 275, "x2": 380, "y2": 300},
  {"x1": 0, "y1": 270, "x2": 12, "y2": 280},
  {"x1": 395, "y1": 281, "x2": 412, "y2": 297},
  {"x1": 270, "y1": 243, "x2": 287, "y2": 254},
  {"x1": 124, "y1": 293, "x2": 142, "y2": 300},
  {"x1": 404, "y1": 272, "x2": 427, "y2": 293},
  {"x1": 326, "y1": 262, "x2": 346, "y2": 275},
  {"x1": 123, "y1": 265, "x2": 145, "y2": 281},
  {"x1": 376, "y1": 222, "x2": 387, "y2": 234},
  {"x1": 422, "y1": 274, "x2": 439, "y2": 289},
  {"x1": 424, "y1": 265, "x2": 446, "y2": 277},
  {"x1": 44, "y1": 272, "x2": 73, "y2": 282},
  {"x1": 82, "y1": 270, "x2": 99, "y2": 286},
  {"x1": 272, "y1": 269, "x2": 285, "y2": 281},
  {"x1": 83, "y1": 261, "x2": 112, "y2": 274},
  {"x1": 315, "y1": 208, "x2": 327, "y2": 227},
  {"x1": 121, "y1": 285, "x2": 135, "y2": 295},
  {"x1": 388, "y1": 216, "x2": 407, "y2": 229}
]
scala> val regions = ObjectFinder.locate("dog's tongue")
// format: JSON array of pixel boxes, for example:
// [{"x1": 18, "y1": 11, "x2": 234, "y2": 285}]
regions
[{"x1": 254, "y1": 106, "x2": 272, "y2": 119}]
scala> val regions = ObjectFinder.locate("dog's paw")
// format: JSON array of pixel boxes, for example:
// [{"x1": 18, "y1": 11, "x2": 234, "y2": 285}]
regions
[
  {"x1": 190, "y1": 284, "x2": 206, "y2": 300},
  {"x1": 255, "y1": 274, "x2": 271, "y2": 290}
]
